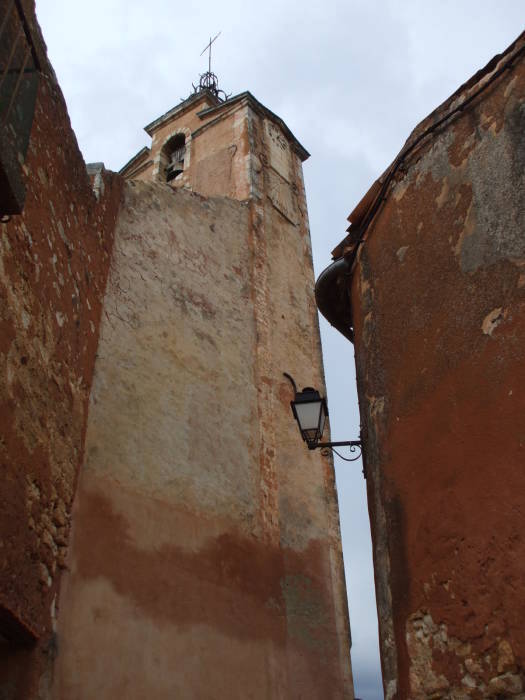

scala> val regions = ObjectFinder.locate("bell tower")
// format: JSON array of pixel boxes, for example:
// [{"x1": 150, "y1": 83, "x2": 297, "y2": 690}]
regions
[
  {"x1": 119, "y1": 72, "x2": 310, "y2": 213},
  {"x1": 53, "y1": 74, "x2": 355, "y2": 700}
]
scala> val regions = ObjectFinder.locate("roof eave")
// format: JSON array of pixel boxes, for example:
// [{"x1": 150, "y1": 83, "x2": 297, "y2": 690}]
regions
[
  {"x1": 119, "y1": 146, "x2": 151, "y2": 176},
  {"x1": 144, "y1": 91, "x2": 221, "y2": 136}
]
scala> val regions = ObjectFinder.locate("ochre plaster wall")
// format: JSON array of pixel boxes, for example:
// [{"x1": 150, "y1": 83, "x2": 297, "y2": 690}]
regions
[
  {"x1": 131, "y1": 98, "x2": 253, "y2": 201},
  {"x1": 53, "y1": 179, "x2": 352, "y2": 699},
  {"x1": 351, "y1": 39, "x2": 525, "y2": 699},
  {"x1": 0, "y1": 3, "x2": 122, "y2": 697},
  {"x1": 191, "y1": 105, "x2": 252, "y2": 200}
]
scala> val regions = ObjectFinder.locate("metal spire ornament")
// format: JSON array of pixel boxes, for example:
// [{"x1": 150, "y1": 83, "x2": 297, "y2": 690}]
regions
[{"x1": 192, "y1": 32, "x2": 230, "y2": 101}]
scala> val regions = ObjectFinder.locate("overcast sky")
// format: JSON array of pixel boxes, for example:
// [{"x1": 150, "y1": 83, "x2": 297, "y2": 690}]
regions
[{"x1": 36, "y1": 3, "x2": 524, "y2": 697}]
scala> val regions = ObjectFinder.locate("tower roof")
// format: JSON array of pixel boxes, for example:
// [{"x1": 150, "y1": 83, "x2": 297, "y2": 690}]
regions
[{"x1": 144, "y1": 91, "x2": 309, "y2": 162}]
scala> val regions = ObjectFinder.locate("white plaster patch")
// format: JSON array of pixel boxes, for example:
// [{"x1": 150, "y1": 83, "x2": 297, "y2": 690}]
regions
[
  {"x1": 21, "y1": 309, "x2": 30, "y2": 329},
  {"x1": 436, "y1": 179, "x2": 449, "y2": 209},
  {"x1": 392, "y1": 177, "x2": 410, "y2": 202},
  {"x1": 396, "y1": 246, "x2": 409, "y2": 262},
  {"x1": 504, "y1": 74, "x2": 518, "y2": 98},
  {"x1": 482, "y1": 307, "x2": 504, "y2": 336},
  {"x1": 369, "y1": 395, "x2": 385, "y2": 417}
]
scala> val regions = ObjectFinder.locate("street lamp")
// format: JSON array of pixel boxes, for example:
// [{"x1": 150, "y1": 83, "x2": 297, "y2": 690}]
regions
[{"x1": 284, "y1": 373, "x2": 362, "y2": 463}]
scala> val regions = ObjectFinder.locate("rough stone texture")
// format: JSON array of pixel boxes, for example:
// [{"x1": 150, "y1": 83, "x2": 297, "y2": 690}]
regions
[
  {"x1": 0, "y1": 3, "x2": 122, "y2": 697},
  {"x1": 349, "y1": 35, "x2": 525, "y2": 699},
  {"x1": 52, "y1": 92, "x2": 353, "y2": 696}
]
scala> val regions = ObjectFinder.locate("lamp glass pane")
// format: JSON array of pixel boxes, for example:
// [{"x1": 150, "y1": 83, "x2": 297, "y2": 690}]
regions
[
  {"x1": 294, "y1": 400, "x2": 322, "y2": 432},
  {"x1": 319, "y1": 409, "x2": 326, "y2": 439}
]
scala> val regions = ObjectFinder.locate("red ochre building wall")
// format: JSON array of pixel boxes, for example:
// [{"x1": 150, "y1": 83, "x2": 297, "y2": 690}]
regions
[
  {"x1": 348, "y1": 34, "x2": 525, "y2": 699},
  {"x1": 0, "y1": 3, "x2": 122, "y2": 696}
]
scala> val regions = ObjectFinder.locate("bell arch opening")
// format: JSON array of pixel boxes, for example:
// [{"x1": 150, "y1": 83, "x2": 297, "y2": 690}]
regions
[{"x1": 163, "y1": 133, "x2": 186, "y2": 182}]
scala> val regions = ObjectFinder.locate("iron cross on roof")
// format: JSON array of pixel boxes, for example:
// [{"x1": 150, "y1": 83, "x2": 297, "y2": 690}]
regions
[{"x1": 200, "y1": 32, "x2": 221, "y2": 75}]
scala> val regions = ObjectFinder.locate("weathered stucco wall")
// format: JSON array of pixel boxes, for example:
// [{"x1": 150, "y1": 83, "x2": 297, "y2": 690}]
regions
[
  {"x1": 350, "y1": 36, "x2": 525, "y2": 699},
  {"x1": 0, "y1": 3, "x2": 122, "y2": 697},
  {"x1": 53, "y1": 176, "x2": 352, "y2": 698},
  {"x1": 128, "y1": 97, "x2": 254, "y2": 201},
  {"x1": 191, "y1": 104, "x2": 252, "y2": 200}
]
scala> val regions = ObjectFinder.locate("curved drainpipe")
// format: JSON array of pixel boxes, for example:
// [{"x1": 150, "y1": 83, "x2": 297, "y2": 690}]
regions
[{"x1": 315, "y1": 257, "x2": 354, "y2": 344}]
